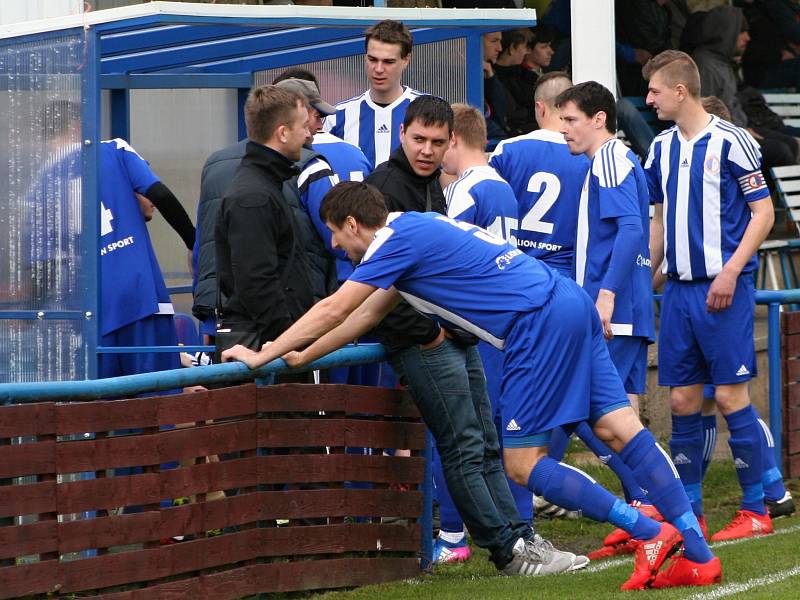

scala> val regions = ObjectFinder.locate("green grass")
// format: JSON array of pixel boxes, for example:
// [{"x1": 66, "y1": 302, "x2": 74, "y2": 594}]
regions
[{"x1": 309, "y1": 459, "x2": 800, "y2": 600}]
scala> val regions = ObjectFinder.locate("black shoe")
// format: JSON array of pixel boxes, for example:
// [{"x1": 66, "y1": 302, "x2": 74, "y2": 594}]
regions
[{"x1": 766, "y1": 491, "x2": 796, "y2": 519}]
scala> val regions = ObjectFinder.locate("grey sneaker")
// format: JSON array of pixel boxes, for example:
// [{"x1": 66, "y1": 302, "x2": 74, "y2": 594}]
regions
[
  {"x1": 501, "y1": 536, "x2": 586, "y2": 576},
  {"x1": 533, "y1": 534, "x2": 590, "y2": 572}
]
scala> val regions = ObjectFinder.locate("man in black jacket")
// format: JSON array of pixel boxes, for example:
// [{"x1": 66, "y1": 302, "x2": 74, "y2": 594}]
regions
[{"x1": 215, "y1": 85, "x2": 314, "y2": 355}]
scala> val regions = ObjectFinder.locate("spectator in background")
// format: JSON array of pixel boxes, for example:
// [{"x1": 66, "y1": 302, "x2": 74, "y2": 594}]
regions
[
  {"x1": 687, "y1": 5, "x2": 797, "y2": 188},
  {"x1": 616, "y1": 0, "x2": 675, "y2": 96},
  {"x1": 738, "y1": 0, "x2": 800, "y2": 90},
  {"x1": 494, "y1": 28, "x2": 537, "y2": 136},
  {"x1": 483, "y1": 31, "x2": 510, "y2": 146},
  {"x1": 522, "y1": 25, "x2": 556, "y2": 82}
]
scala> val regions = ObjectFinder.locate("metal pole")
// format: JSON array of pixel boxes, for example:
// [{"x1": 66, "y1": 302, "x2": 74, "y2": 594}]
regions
[{"x1": 768, "y1": 302, "x2": 782, "y2": 468}]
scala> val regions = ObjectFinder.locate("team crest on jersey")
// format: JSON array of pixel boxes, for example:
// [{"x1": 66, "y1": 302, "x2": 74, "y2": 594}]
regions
[
  {"x1": 738, "y1": 172, "x2": 767, "y2": 194},
  {"x1": 703, "y1": 155, "x2": 720, "y2": 174}
]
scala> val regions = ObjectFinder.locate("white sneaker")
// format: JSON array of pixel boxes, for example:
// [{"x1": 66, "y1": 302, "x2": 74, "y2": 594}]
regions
[{"x1": 501, "y1": 536, "x2": 587, "y2": 576}]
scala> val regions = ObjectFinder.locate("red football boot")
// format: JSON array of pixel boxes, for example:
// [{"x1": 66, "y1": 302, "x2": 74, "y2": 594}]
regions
[
  {"x1": 698, "y1": 515, "x2": 709, "y2": 540},
  {"x1": 587, "y1": 538, "x2": 640, "y2": 561},
  {"x1": 603, "y1": 502, "x2": 664, "y2": 547},
  {"x1": 651, "y1": 555, "x2": 722, "y2": 588},
  {"x1": 620, "y1": 522, "x2": 682, "y2": 590},
  {"x1": 710, "y1": 509, "x2": 773, "y2": 542}
]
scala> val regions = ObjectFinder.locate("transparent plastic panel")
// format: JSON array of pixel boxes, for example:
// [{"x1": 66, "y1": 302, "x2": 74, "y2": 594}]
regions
[
  {"x1": 0, "y1": 319, "x2": 86, "y2": 383},
  {"x1": 254, "y1": 37, "x2": 468, "y2": 106},
  {"x1": 0, "y1": 33, "x2": 86, "y2": 382}
]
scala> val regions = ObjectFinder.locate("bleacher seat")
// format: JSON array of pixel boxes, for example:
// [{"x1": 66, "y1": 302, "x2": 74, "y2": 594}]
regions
[
  {"x1": 763, "y1": 93, "x2": 800, "y2": 128},
  {"x1": 758, "y1": 165, "x2": 800, "y2": 291}
]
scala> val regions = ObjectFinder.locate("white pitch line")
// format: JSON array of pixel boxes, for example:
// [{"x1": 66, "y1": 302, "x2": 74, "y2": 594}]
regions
[
  {"x1": 685, "y1": 565, "x2": 800, "y2": 600},
  {"x1": 580, "y1": 523, "x2": 800, "y2": 574}
]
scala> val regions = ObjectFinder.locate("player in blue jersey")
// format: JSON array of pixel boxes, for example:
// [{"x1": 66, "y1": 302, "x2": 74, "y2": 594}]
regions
[
  {"x1": 643, "y1": 51, "x2": 780, "y2": 551},
  {"x1": 323, "y1": 20, "x2": 423, "y2": 169},
  {"x1": 490, "y1": 72, "x2": 590, "y2": 276},
  {"x1": 224, "y1": 181, "x2": 722, "y2": 589},
  {"x1": 491, "y1": 74, "x2": 652, "y2": 528},
  {"x1": 556, "y1": 82, "x2": 663, "y2": 558},
  {"x1": 431, "y1": 103, "x2": 523, "y2": 563}
]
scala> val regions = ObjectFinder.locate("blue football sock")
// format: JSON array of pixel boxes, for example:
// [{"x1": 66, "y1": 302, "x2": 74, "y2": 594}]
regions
[
  {"x1": 527, "y1": 456, "x2": 658, "y2": 538},
  {"x1": 432, "y1": 446, "x2": 464, "y2": 533},
  {"x1": 701, "y1": 414, "x2": 717, "y2": 480},
  {"x1": 725, "y1": 405, "x2": 765, "y2": 514},
  {"x1": 621, "y1": 429, "x2": 713, "y2": 564},
  {"x1": 547, "y1": 427, "x2": 571, "y2": 461},
  {"x1": 575, "y1": 421, "x2": 648, "y2": 504},
  {"x1": 670, "y1": 412, "x2": 704, "y2": 517},
  {"x1": 509, "y1": 475, "x2": 533, "y2": 522},
  {"x1": 757, "y1": 417, "x2": 787, "y2": 502}
]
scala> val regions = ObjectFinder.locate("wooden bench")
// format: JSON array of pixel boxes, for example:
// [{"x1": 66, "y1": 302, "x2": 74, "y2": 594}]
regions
[{"x1": 763, "y1": 93, "x2": 800, "y2": 128}]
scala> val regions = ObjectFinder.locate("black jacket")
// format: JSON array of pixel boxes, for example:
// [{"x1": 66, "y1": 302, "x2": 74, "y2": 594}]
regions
[
  {"x1": 364, "y1": 147, "x2": 447, "y2": 354},
  {"x1": 215, "y1": 142, "x2": 314, "y2": 343}
]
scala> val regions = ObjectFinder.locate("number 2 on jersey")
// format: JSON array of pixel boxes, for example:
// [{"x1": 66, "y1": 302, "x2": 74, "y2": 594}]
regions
[{"x1": 521, "y1": 172, "x2": 560, "y2": 235}]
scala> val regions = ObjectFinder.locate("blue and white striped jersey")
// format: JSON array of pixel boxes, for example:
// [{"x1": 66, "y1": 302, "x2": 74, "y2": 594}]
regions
[
  {"x1": 644, "y1": 116, "x2": 771, "y2": 280},
  {"x1": 323, "y1": 86, "x2": 424, "y2": 169},
  {"x1": 444, "y1": 165, "x2": 518, "y2": 243},
  {"x1": 312, "y1": 131, "x2": 372, "y2": 184},
  {"x1": 489, "y1": 129, "x2": 591, "y2": 276},
  {"x1": 576, "y1": 138, "x2": 654, "y2": 340}
]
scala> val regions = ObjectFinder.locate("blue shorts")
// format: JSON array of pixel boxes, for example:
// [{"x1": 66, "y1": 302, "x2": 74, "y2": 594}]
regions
[
  {"x1": 99, "y1": 314, "x2": 181, "y2": 379},
  {"x1": 607, "y1": 336, "x2": 648, "y2": 395},
  {"x1": 501, "y1": 277, "x2": 630, "y2": 448},
  {"x1": 658, "y1": 274, "x2": 756, "y2": 387}
]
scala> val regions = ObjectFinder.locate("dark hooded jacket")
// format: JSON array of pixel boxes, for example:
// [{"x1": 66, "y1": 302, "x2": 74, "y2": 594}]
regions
[{"x1": 689, "y1": 5, "x2": 749, "y2": 126}]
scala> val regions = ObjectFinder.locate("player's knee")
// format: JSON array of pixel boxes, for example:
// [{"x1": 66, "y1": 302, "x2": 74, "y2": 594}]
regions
[
  {"x1": 670, "y1": 387, "x2": 703, "y2": 415},
  {"x1": 714, "y1": 384, "x2": 750, "y2": 415},
  {"x1": 503, "y1": 447, "x2": 545, "y2": 486}
]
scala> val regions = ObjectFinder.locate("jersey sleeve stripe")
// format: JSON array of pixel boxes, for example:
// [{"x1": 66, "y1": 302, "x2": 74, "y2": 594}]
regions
[{"x1": 716, "y1": 121, "x2": 761, "y2": 170}]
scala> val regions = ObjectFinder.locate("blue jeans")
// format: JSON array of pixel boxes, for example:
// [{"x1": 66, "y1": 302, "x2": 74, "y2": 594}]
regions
[{"x1": 388, "y1": 340, "x2": 530, "y2": 568}]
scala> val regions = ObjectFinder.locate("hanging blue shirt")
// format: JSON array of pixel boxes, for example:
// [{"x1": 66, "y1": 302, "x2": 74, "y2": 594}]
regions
[
  {"x1": 349, "y1": 211, "x2": 557, "y2": 349},
  {"x1": 574, "y1": 138, "x2": 654, "y2": 341},
  {"x1": 489, "y1": 129, "x2": 591, "y2": 275},
  {"x1": 98, "y1": 139, "x2": 169, "y2": 335}
]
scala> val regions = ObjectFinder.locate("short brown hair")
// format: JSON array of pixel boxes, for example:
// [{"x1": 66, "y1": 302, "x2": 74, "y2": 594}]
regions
[
  {"x1": 642, "y1": 50, "x2": 701, "y2": 97},
  {"x1": 701, "y1": 95, "x2": 732, "y2": 122},
  {"x1": 320, "y1": 181, "x2": 389, "y2": 228},
  {"x1": 365, "y1": 20, "x2": 413, "y2": 58},
  {"x1": 451, "y1": 103, "x2": 487, "y2": 150},
  {"x1": 244, "y1": 85, "x2": 304, "y2": 143},
  {"x1": 501, "y1": 28, "x2": 533, "y2": 55}
]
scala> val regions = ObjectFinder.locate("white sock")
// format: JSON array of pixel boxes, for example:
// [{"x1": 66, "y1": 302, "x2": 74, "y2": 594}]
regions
[{"x1": 439, "y1": 530, "x2": 465, "y2": 544}]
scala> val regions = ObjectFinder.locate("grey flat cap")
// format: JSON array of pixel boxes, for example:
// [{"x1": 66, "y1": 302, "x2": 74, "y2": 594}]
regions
[{"x1": 274, "y1": 78, "x2": 336, "y2": 116}]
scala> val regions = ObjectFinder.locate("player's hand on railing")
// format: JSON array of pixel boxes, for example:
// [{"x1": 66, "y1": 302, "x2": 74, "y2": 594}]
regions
[
  {"x1": 221, "y1": 344, "x2": 263, "y2": 369},
  {"x1": 707, "y1": 268, "x2": 736, "y2": 312},
  {"x1": 282, "y1": 350, "x2": 306, "y2": 368}
]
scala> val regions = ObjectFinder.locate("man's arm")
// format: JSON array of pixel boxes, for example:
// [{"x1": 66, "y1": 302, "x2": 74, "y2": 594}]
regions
[
  {"x1": 707, "y1": 196, "x2": 774, "y2": 311},
  {"x1": 221, "y1": 280, "x2": 379, "y2": 369},
  {"x1": 284, "y1": 287, "x2": 402, "y2": 368},
  {"x1": 650, "y1": 203, "x2": 666, "y2": 287},
  {"x1": 597, "y1": 215, "x2": 643, "y2": 339}
]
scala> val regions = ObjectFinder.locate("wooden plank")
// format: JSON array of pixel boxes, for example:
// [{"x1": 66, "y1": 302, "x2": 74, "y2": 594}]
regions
[
  {"x1": 0, "y1": 520, "x2": 57, "y2": 560},
  {"x1": 782, "y1": 312, "x2": 800, "y2": 336},
  {"x1": 782, "y1": 332, "x2": 800, "y2": 356},
  {"x1": 344, "y1": 386, "x2": 420, "y2": 418},
  {"x1": 257, "y1": 453, "x2": 425, "y2": 485},
  {"x1": 345, "y1": 420, "x2": 426, "y2": 450},
  {"x1": 56, "y1": 523, "x2": 419, "y2": 593},
  {"x1": 787, "y1": 406, "x2": 800, "y2": 433},
  {"x1": 784, "y1": 359, "x2": 800, "y2": 383},
  {"x1": 786, "y1": 382, "x2": 800, "y2": 408},
  {"x1": 0, "y1": 481, "x2": 56, "y2": 518},
  {"x1": 0, "y1": 403, "x2": 55, "y2": 438},
  {"x1": 56, "y1": 420, "x2": 258, "y2": 473},
  {"x1": 257, "y1": 383, "x2": 347, "y2": 413},
  {"x1": 56, "y1": 397, "x2": 158, "y2": 436},
  {"x1": 258, "y1": 418, "x2": 345, "y2": 447},
  {"x1": 57, "y1": 456, "x2": 260, "y2": 514},
  {"x1": 95, "y1": 566, "x2": 261, "y2": 600},
  {"x1": 158, "y1": 384, "x2": 257, "y2": 424},
  {"x1": 0, "y1": 560, "x2": 60, "y2": 599},
  {"x1": 0, "y1": 440, "x2": 55, "y2": 478}
]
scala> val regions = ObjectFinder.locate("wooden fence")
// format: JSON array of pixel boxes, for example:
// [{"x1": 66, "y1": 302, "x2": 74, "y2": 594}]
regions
[
  {"x1": 783, "y1": 312, "x2": 800, "y2": 477},
  {"x1": 0, "y1": 383, "x2": 426, "y2": 598}
]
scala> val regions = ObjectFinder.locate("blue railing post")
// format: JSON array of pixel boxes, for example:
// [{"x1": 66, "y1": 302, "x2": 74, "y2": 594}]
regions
[
  {"x1": 768, "y1": 302, "x2": 783, "y2": 467},
  {"x1": 420, "y1": 428, "x2": 434, "y2": 570}
]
